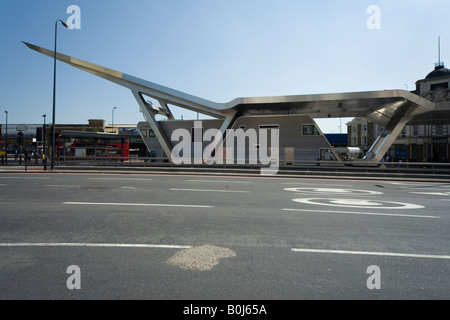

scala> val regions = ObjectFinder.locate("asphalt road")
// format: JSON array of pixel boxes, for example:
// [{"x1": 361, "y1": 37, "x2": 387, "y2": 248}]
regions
[{"x1": 0, "y1": 172, "x2": 449, "y2": 301}]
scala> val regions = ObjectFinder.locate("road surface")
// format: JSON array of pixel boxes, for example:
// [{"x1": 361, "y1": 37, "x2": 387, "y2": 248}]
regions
[{"x1": 0, "y1": 172, "x2": 449, "y2": 300}]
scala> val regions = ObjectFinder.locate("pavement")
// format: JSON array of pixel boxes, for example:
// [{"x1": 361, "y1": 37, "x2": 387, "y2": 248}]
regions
[{"x1": 2, "y1": 161, "x2": 450, "y2": 181}]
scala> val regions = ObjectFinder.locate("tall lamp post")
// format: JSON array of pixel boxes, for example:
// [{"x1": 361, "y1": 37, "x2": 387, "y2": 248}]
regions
[
  {"x1": 112, "y1": 107, "x2": 117, "y2": 133},
  {"x1": 43, "y1": 114, "x2": 47, "y2": 170},
  {"x1": 51, "y1": 19, "x2": 69, "y2": 170},
  {"x1": 4, "y1": 111, "x2": 7, "y2": 165}
]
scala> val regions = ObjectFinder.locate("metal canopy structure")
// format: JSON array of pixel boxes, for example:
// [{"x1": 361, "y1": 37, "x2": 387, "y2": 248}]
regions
[{"x1": 24, "y1": 42, "x2": 439, "y2": 163}]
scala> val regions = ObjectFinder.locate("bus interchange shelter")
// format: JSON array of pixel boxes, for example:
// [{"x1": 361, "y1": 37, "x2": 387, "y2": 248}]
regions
[{"x1": 25, "y1": 42, "x2": 447, "y2": 165}]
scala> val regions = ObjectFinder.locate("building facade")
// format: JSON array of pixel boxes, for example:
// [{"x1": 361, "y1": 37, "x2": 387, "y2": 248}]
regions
[
  {"x1": 348, "y1": 64, "x2": 450, "y2": 162},
  {"x1": 1, "y1": 119, "x2": 105, "y2": 155}
]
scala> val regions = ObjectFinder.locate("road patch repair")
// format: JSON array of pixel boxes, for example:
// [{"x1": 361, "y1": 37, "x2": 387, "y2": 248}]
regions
[{"x1": 167, "y1": 245, "x2": 236, "y2": 271}]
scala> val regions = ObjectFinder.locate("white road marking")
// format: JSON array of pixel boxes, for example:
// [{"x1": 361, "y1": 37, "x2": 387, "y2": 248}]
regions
[
  {"x1": 281, "y1": 182, "x2": 352, "y2": 187},
  {"x1": 46, "y1": 185, "x2": 81, "y2": 188},
  {"x1": 0, "y1": 243, "x2": 191, "y2": 249},
  {"x1": 291, "y1": 248, "x2": 450, "y2": 260},
  {"x1": 186, "y1": 180, "x2": 251, "y2": 184},
  {"x1": 63, "y1": 202, "x2": 213, "y2": 208},
  {"x1": 284, "y1": 187, "x2": 382, "y2": 195},
  {"x1": 283, "y1": 208, "x2": 440, "y2": 219},
  {"x1": 410, "y1": 192, "x2": 450, "y2": 196},
  {"x1": 87, "y1": 178, "x2": 153, "y2": 181},
  {"x1": 0, "y1": 177, "x2": 50, "y2": 179},
  {"x1": 170, "y1": 188, "x2": 251, "y2": 193},
  {"x1": 292, "y1": 198, "x2": 424, "y2": 209}
]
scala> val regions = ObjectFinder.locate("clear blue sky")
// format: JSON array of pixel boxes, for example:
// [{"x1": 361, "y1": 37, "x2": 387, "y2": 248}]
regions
[{"x1": 1, "y1": 0, "x2": 449, "y2": 133}]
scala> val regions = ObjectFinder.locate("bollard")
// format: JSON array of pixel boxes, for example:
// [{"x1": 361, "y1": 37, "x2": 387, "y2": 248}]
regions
[{"x1": 43, "y1": 155, "x2": 47, "y2": 171}]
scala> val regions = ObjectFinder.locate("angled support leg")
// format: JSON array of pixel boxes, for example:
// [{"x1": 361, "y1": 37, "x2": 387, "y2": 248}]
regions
[
  {"x1": 132, "y1": 90, "x2": 173, "y2": 161},
  {"x1": 365, "y1": 102, "x2": 418, "y2": 162},
  {"x1": 203, "y1": 110, "x2": 240, "y2": 164}
]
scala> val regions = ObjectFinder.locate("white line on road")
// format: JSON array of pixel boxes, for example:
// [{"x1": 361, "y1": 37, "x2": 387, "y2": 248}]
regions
[
  {"x1": 87, "y1": 178, "x2": 153, "y2": 181},
  {"x1": 281, "y1": 182, "x2": 352, "y2": 187},
  {"x1": 283, "y1": 208, "x2": 440, "y2": 219},
  {"x1": 0, "y1": 243, "x2": 191, "y2": 249},
  {"x1": 63, "y1": 202, "x2": 213, "y2": 208},
  {"x1": 186, "y1": 180, "x2": 251, "y2": 184},
  {"x1": 171, "y1": 188, "x2": 251, "y2": 193},
  {"x1": 291, "y1": 248, "x2": 450, "y2": 260},
  {"x1": 0, "y1": 177, "x2": 50, "y2": 179},
  {"x1": 46, "y1": 185, "x2": 81, "y2": 188},
  {"x1": 410, "y1": 192, "x2": 450, "y2": 196}
]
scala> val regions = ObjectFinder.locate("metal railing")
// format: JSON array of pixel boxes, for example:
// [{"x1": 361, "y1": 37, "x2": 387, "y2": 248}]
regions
[{"x1": 2, "y1": 154, "x2": 450, "y2": 176}]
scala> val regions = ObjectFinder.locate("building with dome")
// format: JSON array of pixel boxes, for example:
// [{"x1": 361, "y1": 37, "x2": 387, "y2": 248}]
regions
[{"x1": 348, "y1": 62, "x2": 450, "y2": 162}]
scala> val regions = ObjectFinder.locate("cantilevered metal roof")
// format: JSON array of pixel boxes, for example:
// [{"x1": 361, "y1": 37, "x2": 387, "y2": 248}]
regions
[{"x1": 24, "y1": 41, "x2": 437, "y2": 125}]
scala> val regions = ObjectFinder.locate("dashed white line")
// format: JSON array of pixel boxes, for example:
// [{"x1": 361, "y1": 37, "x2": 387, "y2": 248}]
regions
[
  {"x1": 0, "y1": 243, "x2": 191, "y2": 249},
  {"x1": 283, "y1": 208, "x2": 440, "y2": 219},
  {"x1": 171, "y1": 188, "x2": 251, "y2": 193},
  {"x1": 63, "y1": 202, "x2": 213, "y2": 208},
  {"x1": 46, "y1": 185, "x2": 81, "y2": 188},
  {"x1": 87, "y1": 178, "x2": 153, "y2": 181},
  {"x1": 410, "y1": 192, "x2": 450, "y2": 196},
  {"x1": 281, "y1": 182, "x2": 352, "y2": 187},
  {"x1": 291, "y1": 248, "x2": 450, "y2": 260},
  {"x1": 186, "y1": 180, "x2": 251, "y2": 184},
  {"x1": 0, "y1": 177, "x2": 50, "y2": 179}
]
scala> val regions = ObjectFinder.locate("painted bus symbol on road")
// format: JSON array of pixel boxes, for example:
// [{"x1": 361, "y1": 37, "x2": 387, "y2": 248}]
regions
[
  {"x1": 284, "y1": 187, "x2": 424, "y2": 210},
  {"x1": 291, "y1": 198, "x2": 424, "y2": 210},
  {"x1": 284, "y1": 187, "x2": 383, "y2": 196}
]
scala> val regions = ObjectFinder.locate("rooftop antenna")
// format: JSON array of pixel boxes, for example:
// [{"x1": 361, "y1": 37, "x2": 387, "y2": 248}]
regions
[{"x1": 436, "y1": 36, "x2": 444, "y2": 68}]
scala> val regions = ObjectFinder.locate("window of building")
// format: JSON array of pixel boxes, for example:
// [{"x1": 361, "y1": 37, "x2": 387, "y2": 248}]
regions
[
  {"x1": 413, "y1": 125, "x2": 419, "y2": 137},
  {"x1": 400, "y1": 127, "x2": 406, "y2": 137},
  {"x1": 302, "y1": 124, "x2": 320, "y2": 136},
  {"x1": 361, "y1": 136, "x2": 368, "y2": 146},
  {"x1": 260, "y1": 125, "x2": 279, "y2": 136},
  {"x1": 351, "y1": 136, "x2": 358, "y2": 146},
  {"x1": 430, "y1": 82, "x2": 449, "y2": 91},
  {"x1": 362, "y1": 124, "x2": 367, "y2": 133},
  {"x1": 436, "y1": 124, "x2": 444, "y2": 136}
]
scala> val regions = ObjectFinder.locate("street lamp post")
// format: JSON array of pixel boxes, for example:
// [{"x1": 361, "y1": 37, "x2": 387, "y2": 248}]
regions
[
  {"x1": 43, "y1": 114, "x2": 47, "y2": 170},
  {"x1": 112, "y1": 107, "x2": 117, "y2": 133},
  {"x1": 4, "y1": 111, "x2": 7, "y2": 165},
  {"x1": 51, "y1": 19, "x2": 68, "y2": 170}
]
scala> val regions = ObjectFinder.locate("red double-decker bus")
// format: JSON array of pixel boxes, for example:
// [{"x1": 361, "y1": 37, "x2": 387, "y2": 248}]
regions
[{"x1": 58, "y1": 130, "x2": 130, "y2": 160}]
